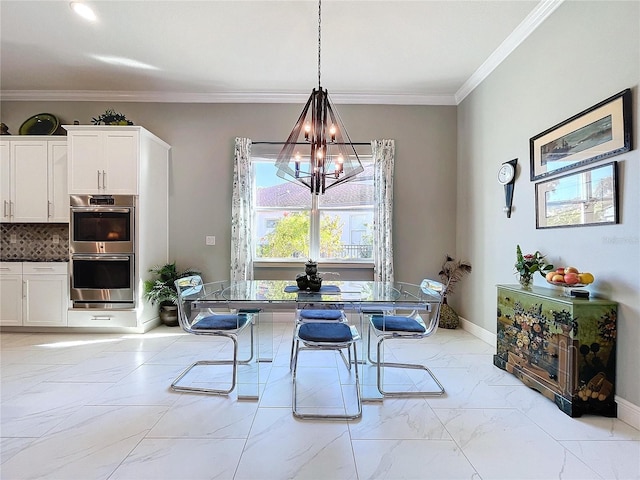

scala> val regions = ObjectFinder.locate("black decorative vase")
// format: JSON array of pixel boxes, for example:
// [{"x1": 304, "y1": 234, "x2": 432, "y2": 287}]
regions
[
  {"x1": 296, "y1": 273, "x2": 309, "y2": 290},
  {"x1": 308, "y1": 275, "x2": 322, "y2": 292}
]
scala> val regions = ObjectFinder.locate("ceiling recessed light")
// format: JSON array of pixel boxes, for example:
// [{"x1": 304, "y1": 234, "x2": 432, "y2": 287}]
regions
[{"x1": 70, "y1": 1, "x2": 97, "y2": 22}]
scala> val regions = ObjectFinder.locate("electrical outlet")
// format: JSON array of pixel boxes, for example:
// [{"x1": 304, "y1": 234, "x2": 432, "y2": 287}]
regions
[
  {"x1": 52, "y1": 234, "x2": 60, "y2": 244},
  {"x1": 205, "y1": 235, "x2": 216, "y2": 246},
  {"x1": 9, "y1": 233, "x2": 17, "y2": 244}
]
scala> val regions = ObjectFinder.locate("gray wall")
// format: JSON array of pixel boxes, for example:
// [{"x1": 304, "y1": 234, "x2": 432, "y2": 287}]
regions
[
  {"x1": 457, "y1": 1, "x2": 639, "y2": 406},
  {"x1": 0, "y1": 102, "x2": 457, "y2": 286}
]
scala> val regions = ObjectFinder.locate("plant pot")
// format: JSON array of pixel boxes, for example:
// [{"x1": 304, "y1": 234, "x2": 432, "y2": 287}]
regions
[
  {"x1": 159, "y1": 304, "x2": 178, "y2": 327},
  {"x1": 439, "y1": 303, "x2": 459, "y2": 329}
]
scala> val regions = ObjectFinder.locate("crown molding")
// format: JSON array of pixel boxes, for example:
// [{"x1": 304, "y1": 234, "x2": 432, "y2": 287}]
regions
[
  {"x1": 0, "y1": 89, "x2": 457, "y2": 106},
  {"x1": 455, "y1": 0, "x2": 564, "y2": 104}
]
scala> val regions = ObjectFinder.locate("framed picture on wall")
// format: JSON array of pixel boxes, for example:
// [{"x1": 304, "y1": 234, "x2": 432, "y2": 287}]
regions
[
  {"x1": 535, "y1": 161, "x2": 618, "y2": 229},
  {"x1": 530, "y1": 89, "x2": 631, "y2": 181}
]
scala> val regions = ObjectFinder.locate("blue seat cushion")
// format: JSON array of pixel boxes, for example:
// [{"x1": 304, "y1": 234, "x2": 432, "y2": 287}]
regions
[
  {"x1": 193, "y1": 314, "x2": 249, "y2": 331},
  {"x1": 371, "y1": 315, "x2": 426, "y2": 333},
  {"x1": 299, "y1": 309, "x2": 343, "y2": 320},
  {"x1": 298, "y1": 322, "x2": 353, "y2": 343}
]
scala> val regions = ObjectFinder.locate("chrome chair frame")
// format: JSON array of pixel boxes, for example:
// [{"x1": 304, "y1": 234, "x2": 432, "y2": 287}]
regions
[
  {"x1": 291, "y1": 304, "x2": 362, "y2": 420},
  {"x1": 172, "y1": 276, "x2": 254, "y2": 395},
  {"x1": 366, "y1": 278, "x2": 446, "y2": 397}
]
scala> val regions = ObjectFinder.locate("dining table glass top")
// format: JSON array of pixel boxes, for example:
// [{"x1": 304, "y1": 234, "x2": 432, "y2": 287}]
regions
[{"x1": 192, "y1": 280, "x2": 436, "y2": 311}]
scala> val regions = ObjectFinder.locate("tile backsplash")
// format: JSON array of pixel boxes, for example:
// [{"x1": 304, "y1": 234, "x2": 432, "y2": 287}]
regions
[{"x1": 0, "y1": 223, "x2": 69, "y2": 261}]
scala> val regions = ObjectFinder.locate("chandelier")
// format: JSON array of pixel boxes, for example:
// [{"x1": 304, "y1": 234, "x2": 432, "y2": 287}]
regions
[{"x1": 275, "y1": 0, "x2": 364, "y2": 195}]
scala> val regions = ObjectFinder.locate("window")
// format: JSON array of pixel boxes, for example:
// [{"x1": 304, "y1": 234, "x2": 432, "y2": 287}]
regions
[{"x1": 253, "y1": 144, "x2": 373, "y2": 262}]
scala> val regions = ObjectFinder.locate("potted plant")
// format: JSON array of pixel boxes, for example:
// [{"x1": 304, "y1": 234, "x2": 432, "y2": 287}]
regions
[
  {"x1": 143, "y1": 262, "x2": 200, "y2": 326},
  {"x1": 438, "y1": 255, "x2": 472, "y2": 329},
  {"x1": 91, "y1": 109, "x2": 134, "y2": 125}
]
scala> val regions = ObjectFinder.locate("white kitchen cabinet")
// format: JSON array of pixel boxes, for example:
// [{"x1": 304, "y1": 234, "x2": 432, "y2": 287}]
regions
[
  {"x1": 22, "y1": 263, "x2": 68, "y2": 327},
  {"x1": 0, "y1": 262, "x2": 68, "y2": 327},
  {"x1": 0, "y1": 263, "x2": 23, "y2": 326},
  {"x1": 48, "y1": 141, "x2": 69, "y2": 222},
  {"x1": 66, "y1": 128, "x2": 139, "y2": 194},
  {"x1": 0, "y1": 138, "x2": 68, "y2": 223}
]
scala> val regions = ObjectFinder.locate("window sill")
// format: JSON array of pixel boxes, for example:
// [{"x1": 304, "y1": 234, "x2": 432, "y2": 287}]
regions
[{"x1": 253, "y1": 261, "x2": 374, "y2": 269}]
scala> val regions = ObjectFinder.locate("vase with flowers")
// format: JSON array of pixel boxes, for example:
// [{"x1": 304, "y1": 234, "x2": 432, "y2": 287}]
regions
[{"x1": 514, "y1": 245, "x2": 553, "y2": 289}]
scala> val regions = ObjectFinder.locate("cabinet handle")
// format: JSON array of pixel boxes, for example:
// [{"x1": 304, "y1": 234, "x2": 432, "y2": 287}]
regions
[
  {"x1": 48, "y1": 201, "x2": 52, "y2": 218},
  {"x1": 34, "y1": 267, "x2": 55, "y2": 271},
  {"x1": 3, "y1": 200, "x2": 7, "y2": 218},
  {"x1": 97, "y1": 170, "x2": 101, "y2": 189},
  {"x1": 23, "y1": 280, "x2": 27, "y2": 299},
  {"x1": 102, "y1": 170, "x2": 106, "y2": 189},
  {"x1": 91, "y1": 316, "x2": 112, "y2": 321}
]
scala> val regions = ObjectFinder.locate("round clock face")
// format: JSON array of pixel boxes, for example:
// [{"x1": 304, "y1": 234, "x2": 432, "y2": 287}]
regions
[{"x1": 498, "y1": 163, "x2": 515, "y2": 184}]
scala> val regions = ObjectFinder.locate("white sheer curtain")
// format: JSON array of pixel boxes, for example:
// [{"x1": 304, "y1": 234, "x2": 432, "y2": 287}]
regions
[
  {"x1": 372, "y1": 139, "x2": 395, "y2": 283},
  {"x1": 230, "y1": 137, "x2": 254, "y2": 281}
]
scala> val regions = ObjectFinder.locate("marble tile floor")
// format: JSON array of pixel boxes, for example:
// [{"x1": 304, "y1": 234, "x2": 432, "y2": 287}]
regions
[{"x1": 1, "y1": 323, "x2": 639, "y2": 480}]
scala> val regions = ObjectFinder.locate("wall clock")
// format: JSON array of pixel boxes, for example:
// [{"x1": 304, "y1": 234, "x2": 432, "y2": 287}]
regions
[{"x1": 498, "y1": 159, "x2": 518, "y2": 218}]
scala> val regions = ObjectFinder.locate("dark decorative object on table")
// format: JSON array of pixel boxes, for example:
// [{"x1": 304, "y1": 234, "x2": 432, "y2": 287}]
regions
[
  {"x1": 143, "y1": 262, "x2": 200, "y2": 326},
  {"x1": 0, "y1": 123, "x2": 10, "y2": 135},
  {"x1": 438, "y1": 255, "x2": 472, "y2": 329},
  {"x1": 92, "y1": 109, "x2": 134, "y2": 126},
  {"x1": 296, "y1": 259, "x2": 322, "y2": 291}
]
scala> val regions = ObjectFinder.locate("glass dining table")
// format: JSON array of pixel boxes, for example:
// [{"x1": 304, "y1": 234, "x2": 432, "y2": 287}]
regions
[{"x1": 191, "y1": 280, "x2": 434, "y2": 401}]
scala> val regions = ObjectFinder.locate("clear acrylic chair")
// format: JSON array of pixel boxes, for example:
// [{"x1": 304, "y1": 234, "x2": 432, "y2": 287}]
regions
[
  {"x1": 291, "y1": 304, "x2": 362, "y2": 420},
  {"x1": 172, "y1": 275, "x2": 254, "y2": 395},
  {"x1": 366, "y1": 278, "x2": 446, "y2": 397}
]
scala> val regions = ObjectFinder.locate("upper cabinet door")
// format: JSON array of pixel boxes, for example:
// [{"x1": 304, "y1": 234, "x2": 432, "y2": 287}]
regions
[
  {"x1": 67, "y1": 131, "x2": 104, "y2": 194},
  {"x1": 0, "y1": 141, "x2": 10, "y2": 221},
  {"x1": 103, "y1": 131, "x2": 138, "y2": 194},
  {"x1": 12, "y1": 141, "x2": 49, "y2": 222},
  {"x1": 48, "y1": 141, "x2": 68, "y2": 222},
  {"x1": 67, "y1": 129, "x2": 138, "y2": 194}
]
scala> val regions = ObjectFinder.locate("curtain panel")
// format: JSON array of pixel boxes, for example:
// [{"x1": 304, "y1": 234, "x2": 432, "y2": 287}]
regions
[
  {"x1": 230, "y1": 137, "x2": 254, "y2": 281},
  {"x1": 372, "y1": 139, "x2": 395, "y2": 283}
]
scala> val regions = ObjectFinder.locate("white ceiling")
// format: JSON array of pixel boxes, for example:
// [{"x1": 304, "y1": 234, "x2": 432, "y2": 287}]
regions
[{"x1": 0, "y1": 0, "x2": 562, "y2": 105}]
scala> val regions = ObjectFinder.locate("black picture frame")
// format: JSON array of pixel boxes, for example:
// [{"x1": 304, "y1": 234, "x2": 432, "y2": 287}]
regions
[
  {"x1": 535, "y1": 161, "x2": 618, "y2": 229},
  {"x1": 530, "y1": 89, "x2": 631, "y2": 181}
]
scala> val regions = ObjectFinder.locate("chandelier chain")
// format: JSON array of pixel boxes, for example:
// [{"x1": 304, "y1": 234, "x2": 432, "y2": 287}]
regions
[{"x1": 317, "y1": 0, "x2": 322, "y2": 89}]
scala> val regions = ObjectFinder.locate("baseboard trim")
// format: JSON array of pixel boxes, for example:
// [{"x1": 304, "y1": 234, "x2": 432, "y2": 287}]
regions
[
  {"x1": 458, "y1": 315, "x2": 640, "y2": 430},
  {"x1": 615, "y1": 396, "x2": 640, "y2": 430},
  {"x1": 458, "y1": 315, "x2": 497, "y2": 347}
]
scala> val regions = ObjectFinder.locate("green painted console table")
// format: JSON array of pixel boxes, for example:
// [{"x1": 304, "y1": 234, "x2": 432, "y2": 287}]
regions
[{"x1": 494, "y1": 285, "x2": 617, "y2": 417}]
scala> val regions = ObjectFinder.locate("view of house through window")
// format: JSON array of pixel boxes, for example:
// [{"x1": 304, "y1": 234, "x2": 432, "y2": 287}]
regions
[{"x1": 253, "y1": 144, "x2": 373, "y2": 262}]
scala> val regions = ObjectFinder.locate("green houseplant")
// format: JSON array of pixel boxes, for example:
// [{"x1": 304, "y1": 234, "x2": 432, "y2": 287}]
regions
[{"x1": 143, "y1": 262, "x2": 200, "y2": 326}]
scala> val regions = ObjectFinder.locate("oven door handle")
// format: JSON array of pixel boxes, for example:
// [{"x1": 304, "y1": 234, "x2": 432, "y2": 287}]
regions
[
  {"x1": 73, "y1": 255, "x2": 132, "y2": 261},
  {"x1": 70, "y1": 207, "x2": 132, "y2": 214}
]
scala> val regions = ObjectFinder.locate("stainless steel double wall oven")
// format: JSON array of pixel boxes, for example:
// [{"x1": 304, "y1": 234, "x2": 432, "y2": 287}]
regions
[{"x1": 70, "y1": 195, "x2": 136, "y2": 308}]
